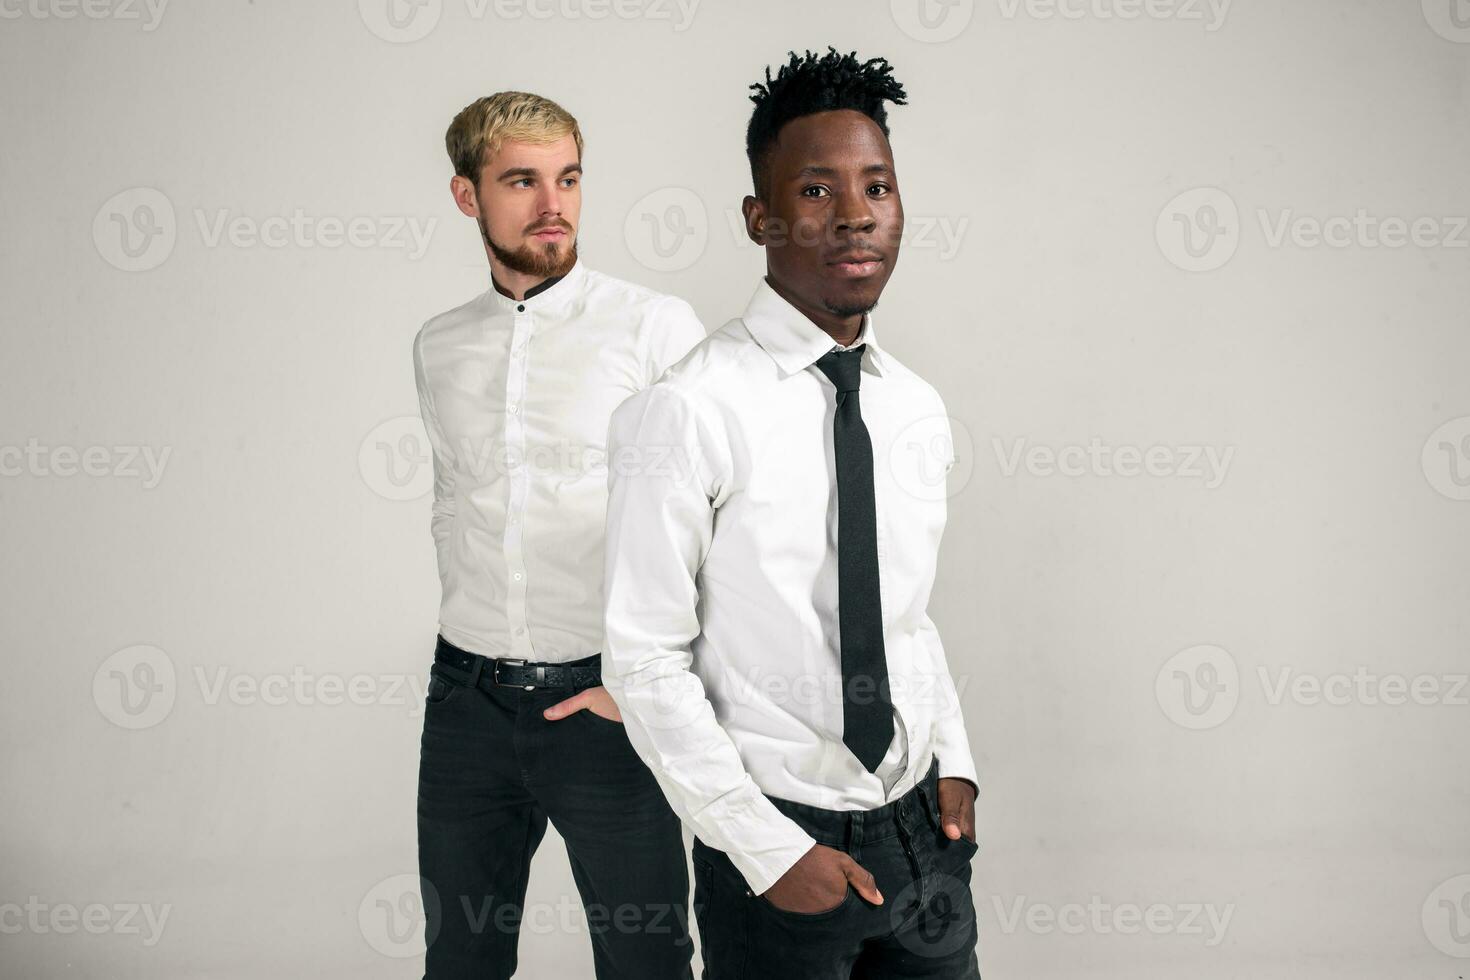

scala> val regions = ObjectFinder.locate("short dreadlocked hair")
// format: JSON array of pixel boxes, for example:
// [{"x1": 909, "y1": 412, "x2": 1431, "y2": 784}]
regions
[{"x1": 745, "y1": 47, "x2": 908, "y2": 198}]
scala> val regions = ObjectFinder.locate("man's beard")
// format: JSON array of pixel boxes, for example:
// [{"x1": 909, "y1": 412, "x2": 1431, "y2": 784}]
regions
[
  {"x1": 480, "y1": 215, "x2": 579, "y2": 279},
  {"x1": 823, "y1": 296, "x2": 878, "y2": 320}
]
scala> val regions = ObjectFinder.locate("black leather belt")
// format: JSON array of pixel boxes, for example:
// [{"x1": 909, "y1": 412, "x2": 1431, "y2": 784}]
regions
[{"x1": 434, "y1": 635, "x2": 602, "y2": 691}]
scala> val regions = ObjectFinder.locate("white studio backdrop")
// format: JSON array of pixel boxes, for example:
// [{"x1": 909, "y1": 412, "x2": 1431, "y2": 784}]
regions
[{"x1": 1, "y1": 1, "x2": 1468, "y2": 977}]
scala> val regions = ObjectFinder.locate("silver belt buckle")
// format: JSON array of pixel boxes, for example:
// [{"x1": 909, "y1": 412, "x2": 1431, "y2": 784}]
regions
[
  {"x1": 494, "y1": 658, "x2": 526, "y2": 689},
  {"x1": 494, "y1": 658, "x2": 544, "y2": 691}
]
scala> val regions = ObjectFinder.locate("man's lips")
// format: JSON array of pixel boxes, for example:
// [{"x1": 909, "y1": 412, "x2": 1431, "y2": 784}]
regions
[
  {"x1": 529, "y1": 226, "x2": 570, "y2": 241},
  {"x1": 828, "y1": 252, "x2": 884, "y2": 278}
]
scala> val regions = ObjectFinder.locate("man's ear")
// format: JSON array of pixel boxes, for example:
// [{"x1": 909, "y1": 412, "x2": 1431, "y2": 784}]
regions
[
  {"x1": 741, "y1": 194, "x2": 767, "y2": 246},
  {"x1": 450, "y1": 174, "x2": 480, "y2": 219}
]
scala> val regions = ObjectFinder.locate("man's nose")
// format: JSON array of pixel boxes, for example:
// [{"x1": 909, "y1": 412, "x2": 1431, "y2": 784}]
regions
[
  {"x1": 536, "y1": 184, "x2": 562, "y2": 217},
  {"x1": 834, "y1": 194, "x2": 877, "y2": 234}
]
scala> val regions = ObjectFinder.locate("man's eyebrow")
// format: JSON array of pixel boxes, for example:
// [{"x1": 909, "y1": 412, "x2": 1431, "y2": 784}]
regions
[
  {"x1": 792, "y1": 163, "x2": 893, "y2": 179},
  {"x1": 494, "y1": 162, "x2": 584, "y2": 181}
]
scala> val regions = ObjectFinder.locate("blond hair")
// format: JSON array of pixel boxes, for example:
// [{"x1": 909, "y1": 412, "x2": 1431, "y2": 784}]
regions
[{"x1": 445, "y1": 91, "x2": 583, "y2": 184}]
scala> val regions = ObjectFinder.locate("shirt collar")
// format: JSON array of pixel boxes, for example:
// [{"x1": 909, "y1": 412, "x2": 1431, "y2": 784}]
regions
[
  {"x1": 493, "y1": 271, "x2": 564, "y2": 301},
  {"x1": 485, "y1": 258, "x2": 587, "y2": 314},
  {"x1": 742, "y1": 277, "x2": 888, "y2": 379}
]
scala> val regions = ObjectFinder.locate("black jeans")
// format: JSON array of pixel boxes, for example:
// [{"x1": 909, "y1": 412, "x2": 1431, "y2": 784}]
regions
[
  {"x1": 417, "y1": 638, "x2": 693, "y2": 979},
  {"x1": 692, "y1": 763, "x2": 980, "y2": 980}
]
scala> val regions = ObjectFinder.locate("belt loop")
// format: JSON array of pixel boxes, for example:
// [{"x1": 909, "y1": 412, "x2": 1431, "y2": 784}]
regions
[
  {"x1": 466, "y1": 655, "x2": 485, "y2": 688},
  {"x1": 849, "y1": 810, "x2": 865, "y2": 851}
]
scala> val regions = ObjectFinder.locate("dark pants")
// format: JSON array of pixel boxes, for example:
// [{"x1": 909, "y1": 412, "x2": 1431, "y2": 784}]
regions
[
  {"x1": 417, "y1": 638, "x2": 693, "y2": 979},
  {"x1": 692, "y1": 763, "x2": 980, "y2": 980}
]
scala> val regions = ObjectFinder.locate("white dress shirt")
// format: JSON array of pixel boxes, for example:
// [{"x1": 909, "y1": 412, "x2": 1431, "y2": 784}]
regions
[
  {"x1": 602, "y1": 277, "x2": 979, "y2": 895},
  {"x1": 413, "y1": 259, "x2": 705, "y2": 663}
]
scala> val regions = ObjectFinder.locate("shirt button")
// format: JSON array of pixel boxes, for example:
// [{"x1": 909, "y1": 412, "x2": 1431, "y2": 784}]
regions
[
  {"x1": 513, "y1": 572, "x2": 523, "y2": 581},
  {"x1": 517, "y1": 304, "x2": 525, "y2": 312},
  {"x1": 508, "y1": 404, "x2": 518, "y2": 414},
  {"x1": 515, "y1": 628, "x2": 525, "y2": 636}
]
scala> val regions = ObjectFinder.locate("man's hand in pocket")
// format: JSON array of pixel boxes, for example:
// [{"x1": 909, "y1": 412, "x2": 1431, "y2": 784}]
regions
[{"x1": 543, "y1": 686, "x2": 622, "y2": 723}]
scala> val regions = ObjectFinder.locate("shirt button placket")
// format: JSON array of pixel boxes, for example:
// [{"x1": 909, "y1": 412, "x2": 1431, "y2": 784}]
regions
[{"x1": 505, "y1": 306, "x2": 533, "y2": 660}]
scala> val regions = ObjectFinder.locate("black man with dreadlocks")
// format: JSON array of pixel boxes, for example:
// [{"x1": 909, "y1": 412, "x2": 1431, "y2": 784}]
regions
[{"x1": 601, "y1": 49, "x2": 981, "y2": 978}]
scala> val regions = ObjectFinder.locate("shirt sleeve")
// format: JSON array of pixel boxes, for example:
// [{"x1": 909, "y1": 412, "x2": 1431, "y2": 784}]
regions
[
  {"x1": 919, "y1": 614, "x2": 979, "y2": 795},
  {"x1": 412, "y1": 328, "x2": 455, "y2": 585},
  {"x1": 602, "y1": 382, "x2": 817, "y2": 895},
  {"x1": 918, "y1": 414, "x2": 978, "y2": 794},
  {"x1": 644, "y1": 296, "x2": 707, "y2": 385}
]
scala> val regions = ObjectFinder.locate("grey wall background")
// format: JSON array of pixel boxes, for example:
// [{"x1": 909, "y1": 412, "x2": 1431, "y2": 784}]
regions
[{"x1": 2, "y1": 1, "x2": 1468, "y2": 977}]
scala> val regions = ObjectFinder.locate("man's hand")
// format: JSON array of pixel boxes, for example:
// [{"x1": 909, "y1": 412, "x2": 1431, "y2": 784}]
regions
[
  {"x1": 762, "y1": 843, "x2": 882, "y2": 913},
  {"x1": 937, "y1": 777, "x2": 977, "y2": 843},
  {"x1": 543, "y1": 686, "x2": 622, "y2": 723}
]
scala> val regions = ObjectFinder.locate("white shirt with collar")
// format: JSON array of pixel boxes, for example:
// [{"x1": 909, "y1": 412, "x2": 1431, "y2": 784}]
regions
[
  {"x1": 413, "y1": 259, "x2": 706, "y2": 664},
  {"x1": 602, "y1": 276, "x2": 979, "y2": 895}
]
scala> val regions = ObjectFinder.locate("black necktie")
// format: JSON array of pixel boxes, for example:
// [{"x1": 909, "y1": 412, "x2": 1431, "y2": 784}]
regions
[{"x1": 814, "y1": 345, "x2": 893, "y2": 773}]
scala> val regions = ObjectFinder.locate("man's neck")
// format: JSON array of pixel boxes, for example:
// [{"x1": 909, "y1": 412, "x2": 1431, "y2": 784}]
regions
[
  {"x1": 489, "y1": 268, "x2": 548, "y2": 302},
  {"x1": 764, "y1": 274, "x2": 864, "y2": 347},
  {"x1": 488, "y1": 255, "x2": 573, "y2": 302},
  {"x1": 491, "y1": 273, "x2": 561, "y2": 302}
]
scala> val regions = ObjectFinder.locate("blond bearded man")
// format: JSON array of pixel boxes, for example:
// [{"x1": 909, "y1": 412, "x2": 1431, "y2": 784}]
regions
[{"x1": 412, "y1": 91, "x2": 704, "y2": 979}]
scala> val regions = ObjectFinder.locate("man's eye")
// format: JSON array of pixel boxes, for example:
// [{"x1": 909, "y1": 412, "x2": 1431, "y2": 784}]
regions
[
  {"x1": 802, "y1": 185, "x2": 830, "y2": 199},
  {"x1": 513, "y1": 179, "x2": 533, "y2": 188},
  {"x1": 561, "y1": 178, "x2": 578, "y2": 188},
  {"x1": 868, "y1": 183, "x2": 891, "y2": 197}
]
